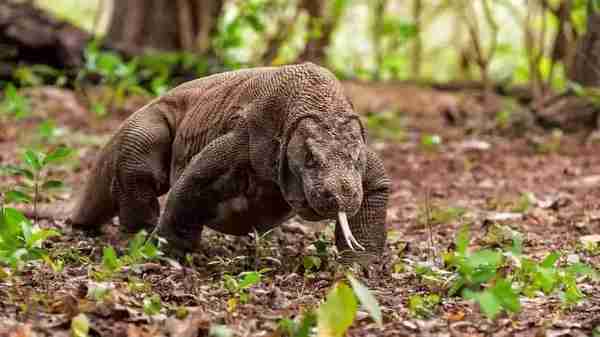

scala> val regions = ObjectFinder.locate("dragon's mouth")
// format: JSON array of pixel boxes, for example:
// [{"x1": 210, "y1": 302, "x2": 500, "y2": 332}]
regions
[
  {"x1": 287, "y1": 198, "x2": 365, "y2": 252},
  {"x1": 288, "y1": 198, "x2": 323, "y2": 221}
]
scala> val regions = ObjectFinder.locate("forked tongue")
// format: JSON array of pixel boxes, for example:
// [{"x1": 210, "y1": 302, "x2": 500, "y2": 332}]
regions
[{"x1": 338, "y1": 211, "x2": 365, "y2": 251}]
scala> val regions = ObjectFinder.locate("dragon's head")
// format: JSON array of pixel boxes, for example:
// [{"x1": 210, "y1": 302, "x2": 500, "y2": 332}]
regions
[{"x1": 280, "y1": 116, "x2": 366, "y2": 222}]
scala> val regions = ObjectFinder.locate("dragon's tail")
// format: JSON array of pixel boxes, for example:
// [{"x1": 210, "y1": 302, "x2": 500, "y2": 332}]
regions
[{"x1": 10, "y1": 201, "x2": 74, "y2": 221}]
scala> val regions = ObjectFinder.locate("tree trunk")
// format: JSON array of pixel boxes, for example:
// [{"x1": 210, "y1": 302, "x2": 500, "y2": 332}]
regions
[
  {"x1": 106, "y1": 0, "x2": 223, "y2": 54},
  {"x1": 0, "y1": 0, "x2": 92, "y2": 70},
  {"x1": 569, "y1": 0, "x2": 600, "y2": 86},
  {"x1": 296, "y1": 0, "x2": 345, "y2": 65}
]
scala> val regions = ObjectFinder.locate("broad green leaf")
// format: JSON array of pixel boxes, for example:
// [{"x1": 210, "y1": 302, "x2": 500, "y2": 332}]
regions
[
  {"x1": 491, "y1": 279, "x2": 521, "y2": 313},
  {"x1": 71, "y1": 313, "x2": 90, "y2": 337},
  {"x1": 4, "y1": 190, "x2": 32, "y2": 204},
  {"x1": 317, "y1": 282, "x2": 357, "y2": 337},
  {"x1": 541, "y1": 252, "x2": 560, "y2": 268},
  {"x1": 23, "y1": 150, "x2": 42, "y2": 171},
  {"x1": 238, "y1": 271, "x2": 261, "y2": 289},
  {"x1": 0, "y1": 207, "x2": 28, "y2": 243},
  {"x1": 536, "y1": 267, "x2": 558, "y2": 294},
  {"x1": 303, "y1": 255, "x2": 322, "y2": 271},
  {"x1": 223, "y1": 274, "x2": 238, "y2": 293},
  {"x1": 101, "y1": 246, "x2": 120, "y2": 272},
  {"x1": 26, "y1": 227, "x2": 59, "y2": 249},
  {"x1": 477, "y1": 289, "x2": 502, "y2": 319},
  {"x1": 1, "y1": 165, "x2": 34, "y2": 179},
  {"x1": 140, "y1": 241, "x2": 160, "y2": 260},
  {"x1": 347, "y1": 274, "x2": 382, "y2": 327},
  {"x1": 127, "y1": 230, "x2": 147, "y2": 256},
  {"x1": 38, "y1": 119, "x2": 56, "y2": 139},
  {"x1": 43, "y1": 146, "x2": 72, "y2": 165},
  {"x1": 41, "y1": 180, "x2": 64, "y2": 190}
]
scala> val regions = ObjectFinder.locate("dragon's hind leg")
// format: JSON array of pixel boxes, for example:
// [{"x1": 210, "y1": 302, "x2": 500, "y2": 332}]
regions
[{"x1": 70, "y1": 106, "x2": 172, "y2": 234}]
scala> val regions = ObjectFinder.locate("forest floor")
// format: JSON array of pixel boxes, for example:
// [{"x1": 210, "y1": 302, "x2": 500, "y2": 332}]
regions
[{"x1": 0, "y1": 83, "x2": 599, "y2": 337}]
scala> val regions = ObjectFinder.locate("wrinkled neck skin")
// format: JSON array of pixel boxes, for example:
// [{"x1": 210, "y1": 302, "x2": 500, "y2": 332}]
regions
[{"x1": 244, "y1": 62, "x2": 367, "y2": 221}]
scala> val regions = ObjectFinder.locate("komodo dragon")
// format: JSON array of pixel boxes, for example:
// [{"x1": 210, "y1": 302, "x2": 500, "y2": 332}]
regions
[{"x1": 37, "y1": 63, "x2": 392, "y2": 263}]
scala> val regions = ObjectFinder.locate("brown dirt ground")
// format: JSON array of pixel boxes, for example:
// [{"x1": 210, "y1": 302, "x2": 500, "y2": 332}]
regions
[{"x1": 0, "y1": 84, "x2": 599, "y2": 337}]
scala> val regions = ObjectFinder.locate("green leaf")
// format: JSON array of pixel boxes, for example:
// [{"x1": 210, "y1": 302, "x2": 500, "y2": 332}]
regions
[
  {"x1": 71, "y1": 313, "x2": 90, "y2": 337},
  {"x1": 295, "y1": 310, "x2": 317, "y2": 337},
  {"x1": 91, "y1": 103, "x2": 107, "y2": 116},
  {"x1": 303, "y1": 255, "x2": 322, "y2": 271},
  {"x1": 43, "y1": 146, "x2": 72, "y2": 165},
  {"x1": 238, "y1": 271, "x2": 261, "y2": 289},
  {"x1": 38, "y1": 119, "x2": 56, "y2": 139},
  {"x1": 86, "y1": 282, "x2": 112, "y2": 301},
  {"x1": 491, "y1": 278, "x2": 520, "y2": 313},
  {"x1": 456, "y1": 224, "x2": 470, "y2": 255},
  {"x1": 101, "y1": 246, "x2": 120, "y2": 272},
  {"x1": 223, "y1": 274, "x2": 238, "y2": 293},
  {"x1": 23, "y1": 150, "x2": 42, "y2": 171},
  {"x1": 541, "y1": 252, "x2": 560, "y2": 268},
  {"x1": 143, "y1": 294, "x2": 162, "y2": 315},
  {"x1": 347, "y1": 274, "x2": 382, "y2": 327},
  {"x1": 127, "y1": 230, "x2": 147, "y2": 257},
  {"x1": 477, "y1": 289, "x2": 502, "y2": 319},
  {"x1": 25, "y1": 227, "x2": 60, "y2": 249},
  {"x1": 0, "y1": 207, "x2": 28, "y2": 242},
  {"x1": 317, "y1": 282, "x2": 357, "y2": 337},
  {"x1": 41, "y1": 180, "x2": 64, "y2": 190},
  {"x1": 4, "y1": 190, "x2": 32, "y2": 204},
  {"x1": 1, "y1": 165, "x2": 34, "y2": 179}
]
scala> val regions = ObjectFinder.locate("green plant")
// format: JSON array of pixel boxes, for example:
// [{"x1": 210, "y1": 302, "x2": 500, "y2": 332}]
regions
[
  {"x1": 364, "y1": 110, "x2": 406, "y2": 141},
  {"x1": 317, "y1": 281, "x2": 357, "y2": 337},
  {"x1": 420, "y1": 134, "x2": 442, "y2": 152},
  {"x1": 3, "y1": 146, "x2": 73, "y2": 219},
  {"x1": 279, "y1": 274, "x2": 382, "y2": 337},
  {"x1": 516, "y1": 253, "x2": 596, "y2": 306},
  {"x1": 302, "y1": 236, "x2": 331, "y2": 275},
  {"x1": 277, "y1": 311, "x2": 317, "y2": 337},
  {"x1": 0, "y1": 83, "x2": 31, "y2": 119},
  {"x1": 214, "y1": 0, "x2": 269, "y2": 68},
  {"x1": 143, "y1": 294, "x2": 162, "y2": 316},
  {"x1": 442, "y1": 225, "x2": 597, "y2": 319},
  {"x1": 86, "y1": 282, "x2": 113, "y2": 302},
  {"x1": 78, "y1": 40, "x2": 148, "y2": 115},
  {"x1": 408, "y1": 293, "x2": 441, "y2": 318},
  {"x1": 95, "y1": 230, "x2": 162, "y2": 280},
  {"x1": 71, "y1": 313, "x2": 90, "y2": 337},
  {"x1": 0, "y1": 206, "x2": 60, "y2": 269},
  {"x1": 316, "y1": 274, "x2": 382, "y2": 337},
  {"x1": 13, "y1": 64, "x2": 66, "y2": 88},
  {"x1": 444, "y1": 225, "x2": 518, "y2": 319},
  {"x1": 223, "y1": 269, "x2": 267, "y2": 307},
  {"x1": 417, "y1": 204, "x2": 466, "y2": 226}
]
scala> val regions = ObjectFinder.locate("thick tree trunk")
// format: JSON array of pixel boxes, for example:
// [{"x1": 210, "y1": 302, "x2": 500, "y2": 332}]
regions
[
  {"x1": 296, "y1": 0, "x2": 345, "y2": 65},
  {"x1": 569, "y1": 1, "x2": 600, "y2": 86},
  {"x1": 106, "y1": 0, "x2": 223, "y2": 54},
  {"x1": 0, "y1": 0, "x2": 92, "y2": 70}
]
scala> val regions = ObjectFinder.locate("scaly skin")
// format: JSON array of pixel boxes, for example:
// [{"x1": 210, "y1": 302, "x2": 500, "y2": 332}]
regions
[{"x1": 64, "y1": 63, "x2": 391, "y2": 264}]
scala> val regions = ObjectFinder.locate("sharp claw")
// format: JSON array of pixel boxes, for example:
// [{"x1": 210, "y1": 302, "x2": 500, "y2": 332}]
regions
[{"x1": 338, "y1": 211, "x2": 365, "y2": 251}]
